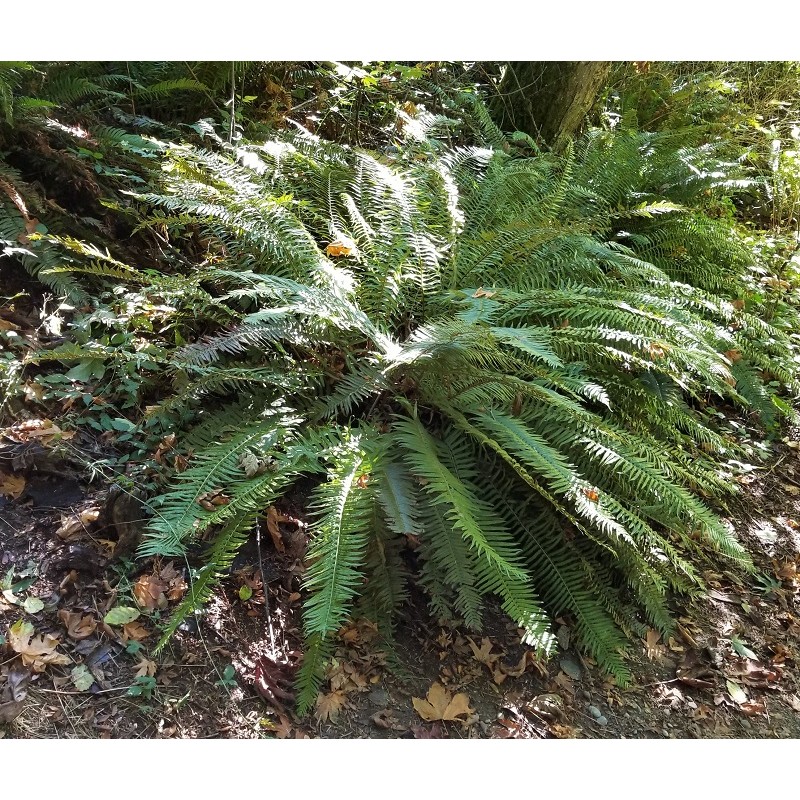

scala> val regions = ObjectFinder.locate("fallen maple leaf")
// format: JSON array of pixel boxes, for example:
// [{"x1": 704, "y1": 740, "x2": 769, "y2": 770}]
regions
[
  {"x1": 316, "y1": 690, "x2": 346, "y2": 723},
  {"x1": 412, "y1": 682, "x2": 474, "y2": 725},
  {"x1": 57, "y1": 609, "x2": 97, "y2": 640},
  {"x1": 121, "y1": 621, "x2": 150, "y2": 642},
  {"x1": 467, "y1": 636, "x2": 501, "y2": 667},
  {"x1": 8, "y1": 620, "x2": 71, "y2": 672},
  {"x1": 134, "y1": 657, "x2": 157, "y2": 678}
]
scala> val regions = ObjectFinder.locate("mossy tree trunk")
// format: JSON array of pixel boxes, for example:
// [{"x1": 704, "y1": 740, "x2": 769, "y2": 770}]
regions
[{"x1": 491, "y1": 61, "x2": 612, "y2": 149}]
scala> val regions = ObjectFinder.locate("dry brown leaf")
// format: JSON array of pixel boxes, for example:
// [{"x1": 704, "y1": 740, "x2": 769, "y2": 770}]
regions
[
  {"x1": 56, "y1": 507, "x2": 100, "y2": 540},
  {"x1": 412, "y1": 682, "x2": 474, "y2": 725},
  {"x1": 645, "y1": 628, "x2": 663, "y2": 660},
  {"x1": 134, "y1": 658, "x2": 157, "y2": 678},
  {"x1": 121, "y1": 621, "x2": 150, "y2": 642},
  {"x1": 57, "y1": 609, "x2": 97, "y2": 640},
  {"x1": 467, "y1": 636, "x2": 500, "y2": 667},
  {"x1": 12, "y1": 418, "x2": 73, "y2": 445},
  {"x1": 133, "y1": 574, "x2": 168, "y2": 610},
  {"x1": 0, "y1": 700, "x2": 25, "y2": 723},
  {"x1": 554, "y1": 671, "x2": 575, "y2": 695},
  {"x1": 0, "y1": 470, "x2": 25, "y2": 500},
  {"x1": 315, "y1": 690, "x2": 346, "y2": 723},
  {"x1": 265, "y1": 505, "x2": 290, "y2": 553},
  {"x1": 8, "y1": 620, "x2": 71, "y2": 672},
  {"x1": 325, "y1": 241, "x2": 353, "y2": 257},
  {"x1": 371, "y1": 709, "x2": 406, "y2": 731},
  {"x1": 502, "y1": 650, "x2": 546, "y2": 679},
  {"x1": 739, "y1": 699, "x2": 766, "y2": 716}
]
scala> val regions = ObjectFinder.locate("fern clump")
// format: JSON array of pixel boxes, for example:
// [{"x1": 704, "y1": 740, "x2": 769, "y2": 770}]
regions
[{"x1": 44, "y1": 106, "x2": 799, "y2": 714}]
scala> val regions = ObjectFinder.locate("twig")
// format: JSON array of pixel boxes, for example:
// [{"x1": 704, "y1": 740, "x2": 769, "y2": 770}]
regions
[
  {"x1": 256, "y1": 520, "x2": 278, "y2": 656},
  {"x1": 765, "y1": 452, "x2": 789, "y2": 476},
  {"x1": 35, "y1": 685, "x2": 134, "y2": 696}
]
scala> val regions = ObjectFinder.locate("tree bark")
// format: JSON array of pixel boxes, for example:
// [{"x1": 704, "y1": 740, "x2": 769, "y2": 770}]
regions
[{"x1": 491, "y1": 61, "x2": 612, "y2": 149}]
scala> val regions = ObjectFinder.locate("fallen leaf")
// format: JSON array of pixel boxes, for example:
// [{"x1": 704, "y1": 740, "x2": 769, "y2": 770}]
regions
[
  {"x1": 730, "y1": 637, "x2": 757, "y2": 660},
  {"x1": 104, "y1": 606, "x2": 140, "y2": 626},
  {"x1": 260, "y1": 714, "x2": 294, "y2": 738},
  {"x1": 266, "y1": 506, "x2": 286, "y2": 553},
  {"x1": 58, "y1": 609, "x2": 97, "y2": 640},
  {"x1": 739, "y1": 699, "x2": 766, "y2": 716},
  {"x1": 121, "y1": 621, "x2": 150, "y2": 642},
  {"x1": 22, "y1": 596, "x2": 44, "y2": 614},
  {"x1": 410, "y1": 722, "x2": 443, "y2": 739},
  {"x1": 467, "y1": 636, "x2": 500, "y2": 667},
  {"x1": 370, "y1": 709, "x2": 406, "y2": 731},
  {"x1": 325, "y1": 241, "x2": 353, "y2": 257},
  {"x1": 504, "y1": 650, "x2": 546, "y2": 679},
  {"x1": 645, "y1": 629, "x2": 664, "y2": 660},
  {"x1": 239, "y1": 451, "x2": 263, "y2": 478},
  {"x1": 8, "y1": 620, "x2": 71, "y2": 672},
  {"x1": 0, "y1": 470, "x2": 25, "y2": 500},
  {"x1": 134, "y1": 657, "x2": 157, "y2": 679},
  {"x1": 0, "y1": 701, "x2": 25, "y2": 723},
  {"x1": 316, "y1": 690, "x2": 346, "y2": 723},
  {"x1": 726, "y1": 679, "x2": 748, "y2": 705},
  {"x1": 412, "y1": 682, "x2": 474, "y2": 725},
  {"x1": 133, "y1": 574, "x2": 168, "y2": 610},
  {"x1": 70, "y1": 665, "x2": 94, "y2": 692}
]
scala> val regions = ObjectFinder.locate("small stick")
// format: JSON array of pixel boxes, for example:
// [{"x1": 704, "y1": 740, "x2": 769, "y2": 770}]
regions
[{"x1": 256, "y1": 521, "x2": 278, "y2": 656}]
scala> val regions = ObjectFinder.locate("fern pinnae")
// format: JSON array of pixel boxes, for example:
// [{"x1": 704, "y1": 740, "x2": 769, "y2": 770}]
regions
[{"x1": 296, "y1": 431, "x2": 376, "y2": 713}]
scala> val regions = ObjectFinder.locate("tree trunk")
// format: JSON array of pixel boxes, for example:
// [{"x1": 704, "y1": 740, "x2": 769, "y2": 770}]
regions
[{"x1": 491, "y1": 61, "x2": 612, "y2": 149}]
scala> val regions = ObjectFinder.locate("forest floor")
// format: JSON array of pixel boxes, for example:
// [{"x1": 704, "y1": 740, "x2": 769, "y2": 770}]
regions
[{"x1": 1, "y1": 421, "x2": 800, "y2": 740}]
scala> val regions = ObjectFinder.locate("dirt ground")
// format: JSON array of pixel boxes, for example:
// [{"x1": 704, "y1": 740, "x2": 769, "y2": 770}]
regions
[{"x1": 2, "y1": 428, "x2": 800, "y2": 740}]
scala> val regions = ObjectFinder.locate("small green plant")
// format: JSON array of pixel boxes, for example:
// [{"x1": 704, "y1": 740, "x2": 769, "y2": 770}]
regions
[
  {"x1": 125, "y1": 640, "x2": 144, "y2": 656},
  {"x1": 754, "y1": 571, "x2": 783, "y2": 597},
  {"x1": 127, "y1": 675, "x2": 157, "y2": 700},
  {"x1": 215, "y1": 665, "x2": 238, "y2": 689}
]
